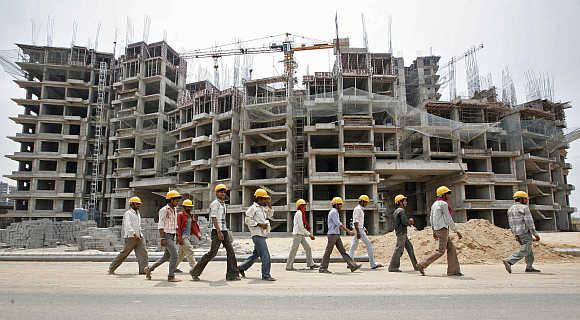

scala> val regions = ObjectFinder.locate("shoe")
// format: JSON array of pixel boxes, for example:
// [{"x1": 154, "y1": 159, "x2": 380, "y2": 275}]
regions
[
  {"x1": 319, "y1": 269, "x2": 332, "y2": 274},
  {"x1": 239, "y1": 268, "x2": 246, "y2": 278},
  {"x1": 285, "y1": 267, "x2": 296, "y2": 271},
  {"x1": 174, "y1": 269, "x2": 183, "y2": 273},
  {"x1": 413, "y1": 266, "x2": 419, "y2": 271},
  {"x1": 349, "y1": 264, "x2": 362, "y2": 272},
  {"x1": 448, "y1": 272, "x2": 464, "y2": 277},
  {"x1": 191, "y1": 275, "x2": 200, "y2": 281},
  {"x1": 226, "y1": 276, "x2": 241, "y2": 281},
  {"x1": 262, "y1": 277, "x2": 277, "y2": 281},
  {"x1": 503, "y1": 260, "x2": 512, "y2": 274},
  {"x1": 389, "y1": 269, "x2": 402, "y2": 272},
  {"x1": 168, "y1": 277, "x2": 182, "y2": 282},
  {"x1": 144, "y1": 267, "x2": 151, "y2": 280},
  {"x1": 309, "y1": 264, "x2": 320, "y2": 270},
  {"x1": 525, "y1": 268, "x2": 541, "y2": 273},
  {"x1": 417, "y1": 265, "x2": 425, "y2": 276},
  {"x1": 108, "y1": 270, "x2": 115, "y2": 275},
  {"x1": 371, "y1": 264, "x2": 384, "y2": 270}
]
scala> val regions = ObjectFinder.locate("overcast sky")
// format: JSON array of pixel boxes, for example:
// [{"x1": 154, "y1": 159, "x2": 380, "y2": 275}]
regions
[{"x1": 1, "y1": 0, "x2": 579, "y2": 206}]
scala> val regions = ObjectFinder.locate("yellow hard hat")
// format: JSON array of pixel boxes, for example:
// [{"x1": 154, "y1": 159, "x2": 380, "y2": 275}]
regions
[
  {"x1": 358, "y1": 195, "x2": 370, "y2": 202},
  {"x1": 182, "y1": 199, "x2": 194, "y2": 207},
  {"x1": 129, "y1": 196, "x2": 142, "y2": 204},
  {"x1": 331, "y1": 197, "x2": 344, "y2": 205},
  {"x1": 166, "y1": 190, "x2": 182, "y2": 199},
  {"x1": 296, "y1": 199, "x2": 307, "y2": 207},
  {"x1": 215, "y1": 184, "x2": 228, "y2": 192},
  {"x1": 436, "y1": 186, "x2": 451, "y2": 197},
  {"x1": 254, "y1": 188, "x2": 270, "y2": 198},
  {"x1": 394, "y1": 194, "x2": 407, "y2": 204},
  {"x1": 513, "y1": 191, "x2": 529, "y2": 199}
]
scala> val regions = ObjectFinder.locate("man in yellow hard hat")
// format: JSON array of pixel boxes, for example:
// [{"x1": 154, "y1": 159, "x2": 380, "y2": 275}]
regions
[
  {"x1": 416, "y1": 186, "x2": 463, "y2": 276},
  {"x1": 176, "y1": 199, "x2": 201, "y2": 275},
  {"x1": 145, "y1": 190, "x2": 182, "y2": 282},
  {"x1": 319, "y1": 197, "x2": 361, "y2": 273},
  {"x1": 109, "y1": 196, "x2": 148, "y2": 275},
  {"x1": 191, "y1": 184, "x2": 241, "y2": 281},
  {"x1": 286, "y1": 199, "x2": 319, "y2": 271},
  {"x1": 349, "y1": 195, "x2": 383, "y2": 269},
  {"x1": 388, "y1": 194, "x2": 418, "y2": 272},
  {"x1": 502, "y1": 191, "x2": 541, "y2": 273},
  {"x1": 238, "y1": 188, "x2": 276, "y2": 281}
]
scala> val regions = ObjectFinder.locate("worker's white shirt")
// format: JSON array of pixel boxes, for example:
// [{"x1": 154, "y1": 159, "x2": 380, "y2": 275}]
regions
[
  {"x1": 292, "y1": 210, "x2": 311, "y2": 236},
  {"x1": 122, "y1": 208, "x2": 143, "y2": 238},
  {"x1": 209, "y1": 199, "x2": 228, "y2": 231},
  {"x1": 158, "y1": 204, "x2": 177, "y2": 234},
  {"x1": 245, "y1": 203, "x2": 274, "y2": 237},
  {"x1": 352, "y1": 204, "x2": 365, "y2": 229},
  {"x1": 430, "y1": 200, "x2": 457, "y2": 232}
]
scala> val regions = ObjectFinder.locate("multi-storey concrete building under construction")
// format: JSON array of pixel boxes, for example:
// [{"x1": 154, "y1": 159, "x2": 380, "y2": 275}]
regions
[{"x1": 3, "y1": 37, "x2": 576, "y2": 233}]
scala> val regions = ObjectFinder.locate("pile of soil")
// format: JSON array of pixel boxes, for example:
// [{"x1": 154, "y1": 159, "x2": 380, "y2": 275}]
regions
[{"x1": 349, "y1": 219, "x2": 575, "y2": 264}]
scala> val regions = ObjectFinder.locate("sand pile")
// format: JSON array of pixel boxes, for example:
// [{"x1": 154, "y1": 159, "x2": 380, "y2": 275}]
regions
[{"x1": 349, "y1": 219, "x2": 575, "y2": 264}]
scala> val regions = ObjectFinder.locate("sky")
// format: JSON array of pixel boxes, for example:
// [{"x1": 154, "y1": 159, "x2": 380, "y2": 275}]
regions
[{"x1": 0, "y1": 0, "x2": 579, "y2": 206}]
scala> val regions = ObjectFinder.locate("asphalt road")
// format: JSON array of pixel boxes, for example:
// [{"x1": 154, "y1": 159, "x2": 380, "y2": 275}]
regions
[{"x1": 1, "y1": 262, "x2": 579, "y2": 319}]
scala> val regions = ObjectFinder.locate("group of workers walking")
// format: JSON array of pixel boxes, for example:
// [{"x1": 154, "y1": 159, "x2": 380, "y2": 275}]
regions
[{"x1": 108, "y1": 183, "x2": 542, "y2": 281}]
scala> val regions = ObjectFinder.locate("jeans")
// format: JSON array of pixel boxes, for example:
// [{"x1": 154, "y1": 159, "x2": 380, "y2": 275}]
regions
[
  {"x1": 505, "y1": 233, "x2": 534, "y2": 269},
  {"x1": 191, "y1": 230, "x2": 239, "y2": 280},
  {"x1": 148, "y1": 233, "x2": 178, "y2": 278},
  {"x1": 349, "y1": 226, "x2": 377, "y2": 267},
  {"x1": 109, "y1": 237, "x2": 149, "y2": 274},
  {"x1": 286, "y1": 234, "x2": 315, "y2": 269},
  {"x1": 239, "y1": 235, "x2": 271, "y2": 279},
  {"x1": 388, "y1": 233, "x2": 418, "y2": 271}
]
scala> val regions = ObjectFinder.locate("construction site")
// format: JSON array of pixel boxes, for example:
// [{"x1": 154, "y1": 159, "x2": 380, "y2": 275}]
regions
[{"x1": 0, "y1": 25, "x2": 577, "y2": 236}]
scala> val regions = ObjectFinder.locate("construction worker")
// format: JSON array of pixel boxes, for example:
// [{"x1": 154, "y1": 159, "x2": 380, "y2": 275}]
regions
[
  {"x1": 416, "y1": 186, "x2": 463, "y2": 277},
  {"x1": 502, "y1": 191, "x2": 541, "y2": 273},
  {"x1": 319, "y1": 197, "x2": 362, "y2": 274},
  {"x1": 286, "y1": 199, "x2": 319, "y2": 271},
  {"x1": 191, "y1": 184, "x2": 240, "y2": 281},
  {"x1": 349, "y1": 195, "x2": 383, "y2": 269},
  {"x1": 388, "y1": 194, "x2": 418, "y2": 272},
  {"x1": 108, "y1": 196, "x2": 148, "y2": 275},
  {"x1": 238, "y1": 189, "x2": 276, "y2": 281},
  {"x1": 144, "y1": 190, "x2": 182, "y2": 282},
  {"x1": 176, "y1": 199, "x2": 201, "y2": 275}
]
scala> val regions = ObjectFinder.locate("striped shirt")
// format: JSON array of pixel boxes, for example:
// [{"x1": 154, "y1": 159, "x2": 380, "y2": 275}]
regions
[
  {"x1": 507, "y1": 203, "x2": 538, "y2": 236},
  {"x1": 209, "y1": 199, "x2": 228, "y2": 231},
  {"x1": 158, "y1": 204, "x2": 177, "y2": 234}
]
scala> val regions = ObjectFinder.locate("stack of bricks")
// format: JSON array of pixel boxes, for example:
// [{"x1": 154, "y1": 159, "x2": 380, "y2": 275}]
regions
[{"x1": 78, "y1": 227, "x2": 124, "y2": 252}]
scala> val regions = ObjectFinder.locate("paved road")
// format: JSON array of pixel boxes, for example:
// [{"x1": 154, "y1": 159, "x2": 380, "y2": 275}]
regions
[{"x1": 1, "y1": 262, "x2": 579, "y2": 319}]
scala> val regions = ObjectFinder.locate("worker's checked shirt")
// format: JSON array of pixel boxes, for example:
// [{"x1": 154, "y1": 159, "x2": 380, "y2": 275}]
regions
[
  {"x1": 393, "y1": 207, "x2": 411, "y2": 236},
  {"x1": 430, "y1": 199, "x2": 458, "y2": 232},
  {"x1": 352, "y1": 204, "x2": 365, "y2": 230},
  {"x1": 327, "y1": 208, "x2": 342, "y2": 235},
  {"x1": 245, "y1": 202, "x2": 274, "y2": 237},
  {"x1": 122, "y1": 208, "x2": 143, "y2": 239},
  {"x1": 292, "y1": 210, "x2": 311, "y2": 237},
  {"x1": 507, "y1": 203, "x2": 538, "y2": 236},
  {"x1": 209, "y1": 199, "x2": 228, "y2": 231},
  {"x1": 158, "y1": 204, "x2": 177, "y2": 234}
]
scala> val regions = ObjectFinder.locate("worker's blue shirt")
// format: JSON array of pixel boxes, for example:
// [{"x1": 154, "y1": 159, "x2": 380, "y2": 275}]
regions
[{"x1": 327, "y1": 208, "x2": 341, "y2": 235}]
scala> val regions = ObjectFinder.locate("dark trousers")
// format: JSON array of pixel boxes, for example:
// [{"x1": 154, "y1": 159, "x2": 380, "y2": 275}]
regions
[
  {"x1": 148, "y1": 233, "x2": 178, "y2": 278},
  {"x1": 239, "y1": 235, "x2": 271, "y2": 279},
  {"x1": 320, "y1": 234, "x2": 357, "y2": 270},
  {"x1": 388, "y1": 234, "x2": 418, "y2": 271},
  {"x1": 109, "y1": 237, "x2": 148, "y2": 274},
  {"x1": 191, "y1": 230, "x2": 239, "y2": 279}
]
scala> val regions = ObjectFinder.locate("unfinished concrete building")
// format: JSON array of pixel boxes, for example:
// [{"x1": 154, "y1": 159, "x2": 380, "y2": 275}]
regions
[
  {"x1": 5, "y1": 44, "x2": 113, "y2": 225},
  {"x1": 3, "y1": 37, "x2": 576, "y2": 233}
]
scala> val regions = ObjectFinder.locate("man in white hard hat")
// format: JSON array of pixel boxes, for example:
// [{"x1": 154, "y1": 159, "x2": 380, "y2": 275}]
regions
[
  {"x1": 109, "y1": 196, "x2": 148, "y2": 275},
  {"x1": 502, "y1": 191, "x2": 541, "y2": 273},
  {"x1": 416, "y1": 186, "x2": 463, "y2": 277},
  {"x1": 349, "y1": 195, "x2": 383, "y2": 269}
]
